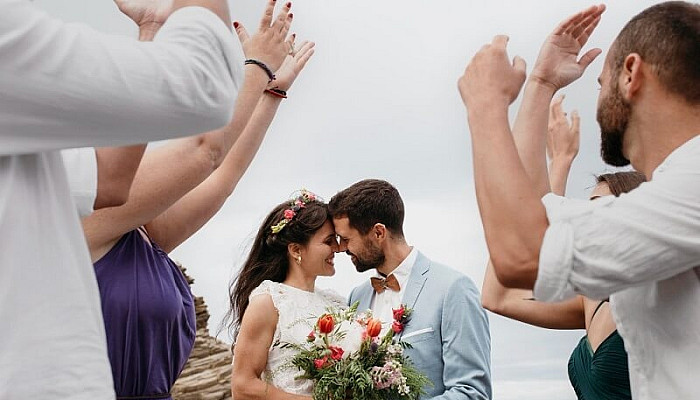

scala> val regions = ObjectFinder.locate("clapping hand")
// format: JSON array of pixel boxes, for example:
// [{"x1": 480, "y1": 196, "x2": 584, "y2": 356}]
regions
[
  {"x1": 114, "y1": 0, "x2": 174, "y2": 40},
  {"x1": 234, "y1": 0, "x2": 294, "y2": 74},
  {"x1": 265, "y1": 36, "x2": 315, "y2": 92},
  {"x1": 547, "y1": 95, "x2": 580, "y2": 162},
  {"x1": 531, "y1": 4, "x2": 606, "y2": 91},
  {"x1": 458, "y1": 35, "x2": 527, "y2": 109}
]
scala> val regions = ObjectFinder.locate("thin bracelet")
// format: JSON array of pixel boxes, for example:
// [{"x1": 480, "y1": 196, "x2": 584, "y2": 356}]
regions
[
  {"x1": 265, "y1": 88, "x2": 287, "y2": 99},
  {"x1": 244, "y1": 59, "x2": 275, "y2": 83}
]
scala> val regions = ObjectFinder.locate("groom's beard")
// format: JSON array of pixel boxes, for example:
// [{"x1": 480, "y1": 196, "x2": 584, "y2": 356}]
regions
[{"x1": 347, "y1": 239, "x2": 385, "y2": 273}]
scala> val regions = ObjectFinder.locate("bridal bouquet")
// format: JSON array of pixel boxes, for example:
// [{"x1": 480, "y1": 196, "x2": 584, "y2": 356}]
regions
[{"x1": 282, "y1": 303, "x2": 431, "y2": 400}]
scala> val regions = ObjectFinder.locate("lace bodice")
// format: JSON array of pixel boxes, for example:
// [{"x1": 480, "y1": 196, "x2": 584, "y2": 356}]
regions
[{"x1": 242, "y1": 280, "x2": 346, "y2": 395}]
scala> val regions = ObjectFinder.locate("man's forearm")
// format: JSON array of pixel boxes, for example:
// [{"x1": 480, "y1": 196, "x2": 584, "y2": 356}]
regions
[
  {"x1": 511, "y1": 79, "x2": 557, "y2": 196},
  {"x1": 468, "y1": 104, "x2": 548, "y2": 289}
]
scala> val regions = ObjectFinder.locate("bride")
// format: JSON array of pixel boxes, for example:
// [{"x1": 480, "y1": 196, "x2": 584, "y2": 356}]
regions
[{"x1": 228, "y1": 191, "x2": 345, "y2": 399}]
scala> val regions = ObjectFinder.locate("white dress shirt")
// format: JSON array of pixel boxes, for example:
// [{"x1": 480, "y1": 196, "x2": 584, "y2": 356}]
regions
[
  {"x1": 61, "y1": 148, "x2": 98, "y2": 217},
  {"x1": 371, "y1": 247, "x2": 418, "y2": 328},
  {"x1": 0, "y1": 2, "x2": 242, "y2": 398},
  {"x1": 534, "y1": 134, "x2": 700, "y2": 400}
]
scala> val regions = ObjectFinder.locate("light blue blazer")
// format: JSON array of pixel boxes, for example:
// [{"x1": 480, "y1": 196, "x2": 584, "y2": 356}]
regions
[{"x1": 349, "y1": 252, "x2": 492, "y2": 400}]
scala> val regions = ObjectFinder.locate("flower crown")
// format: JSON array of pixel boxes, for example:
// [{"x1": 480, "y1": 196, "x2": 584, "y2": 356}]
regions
[{"x1": 270, "y1": 189, "x2": 319, "y2": 234}]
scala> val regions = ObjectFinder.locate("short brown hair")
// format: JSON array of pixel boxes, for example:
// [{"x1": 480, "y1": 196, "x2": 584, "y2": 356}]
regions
[
  {"x1": 328, "y1": 179, "x2": 405, "y2": 237},
  {"x1": 610, "y1": 1, "x2": 700, "y2": 104},
  {"x1": 596, "y1": 171, "x2": 646, "y2": 196}
]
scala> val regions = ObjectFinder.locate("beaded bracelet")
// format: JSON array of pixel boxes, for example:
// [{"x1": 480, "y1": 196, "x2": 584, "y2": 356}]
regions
[
  {"x1": 265, "y1": 88, "x2": 287, "y2": 99},
  {"x1": 244, "y1": 59, "x2": 275, "y2": 83}
]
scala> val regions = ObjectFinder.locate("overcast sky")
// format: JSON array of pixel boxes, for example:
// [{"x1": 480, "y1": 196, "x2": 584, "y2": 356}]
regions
[{"x1": 35, "y1": 1, "x2": 667, "y2": 398}]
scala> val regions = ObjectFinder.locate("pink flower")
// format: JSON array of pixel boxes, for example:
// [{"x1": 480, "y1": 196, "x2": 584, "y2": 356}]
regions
[
  {"x1": 392, "y1": 306, "x2": 405, "y2": 321},
  {"x1": 329, "y1": 346, "x2": 344, "y2": 361},
  {"x1": 295, "y1": 199, "x2": 306, "y2": 208},
  {"x1": 307, "y1": 331, "x2": 315, "y2": 342},
  {"x1": 314, "y1": 356, "x2": 328, "y2": 369},
  {"x1": 284, "y1": 209, "x2": 296, "y2": 220},
  {"x1": 392, "y1": 321, "x2": 404, "y2": 334}
]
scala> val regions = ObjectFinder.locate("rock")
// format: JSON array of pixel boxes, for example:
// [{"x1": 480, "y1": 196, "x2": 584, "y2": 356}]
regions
[{"x1": 172, "y1": 266, "x2": 233, "y2": 400}]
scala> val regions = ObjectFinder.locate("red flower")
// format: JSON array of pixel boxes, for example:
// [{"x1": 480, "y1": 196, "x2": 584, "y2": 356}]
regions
[
  {"x1": 329, "y1": 346, "x2": 344, "y2": 361},
  {"x1": 284, "y1": 209, "x2": 296, "y2": 219},
  {"x1": 392, "y1": 321, "x2": 404, "y2": 334},
  {"x1": 307, "y1": 331, "x2": 315, "y2": 342},
  {"x1": 366, "y1": 318, "x2": 382, "y2": 338},
  {"x1": 392, "y1": 306, "x2": 405, "y2": 321},
  {"x1": 314, "y1": 356, "x2": 329, "y2": 369},
  {"x1": 317, "y1": 314, "x2": 335, "y2": 334}
]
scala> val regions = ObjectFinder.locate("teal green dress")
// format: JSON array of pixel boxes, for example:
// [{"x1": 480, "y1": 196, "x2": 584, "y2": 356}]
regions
[{"x1": 567, "y1": 301, "x2": 631, "y2": 400}]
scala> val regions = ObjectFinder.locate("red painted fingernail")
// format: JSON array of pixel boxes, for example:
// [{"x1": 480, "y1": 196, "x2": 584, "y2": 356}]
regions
[
  {"x1": 292, "y1": 33, "x2": 296, "y2": 38},
  {"x1": 289, "y1": 13, "x2": 293, "y2": 18},
  {"x1": 233, "y1": 21, "x2": 239, "y2": 28},
  {"x1": 287, "y1": 2, "x2": 292, "y2": 7}
]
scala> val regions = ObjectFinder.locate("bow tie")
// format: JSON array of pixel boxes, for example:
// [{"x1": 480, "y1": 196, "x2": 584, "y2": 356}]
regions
[{"x1": 370, "y1": 274, "x2": 400, "y2": 294}]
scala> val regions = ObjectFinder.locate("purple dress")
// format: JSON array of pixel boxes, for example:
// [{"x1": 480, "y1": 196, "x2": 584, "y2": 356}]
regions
[{"x1": 94, "y1": 228, "x2": 196, "y2": 400}]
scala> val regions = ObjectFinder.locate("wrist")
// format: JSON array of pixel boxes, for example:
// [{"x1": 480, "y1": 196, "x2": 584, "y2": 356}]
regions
[
  {"x1": 527, "y1": 75, "x2": 558, "y2": 95},
  {"x1": 549, "y1": 155, "x2": 575, "y2": 169},
  {"x1": 138, "y1": 23, "x2": 162, "y2": 41}
]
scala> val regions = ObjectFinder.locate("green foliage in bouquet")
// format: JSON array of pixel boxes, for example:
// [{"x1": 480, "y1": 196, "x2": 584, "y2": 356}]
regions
[{"x1": 281, "y1": 303, "x2": 432, "y2": 400}]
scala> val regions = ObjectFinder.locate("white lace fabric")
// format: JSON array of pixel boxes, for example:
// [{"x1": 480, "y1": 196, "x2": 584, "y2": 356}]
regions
[{"x1": 236, "y1": 280, "x2": 346, "y2": 395}]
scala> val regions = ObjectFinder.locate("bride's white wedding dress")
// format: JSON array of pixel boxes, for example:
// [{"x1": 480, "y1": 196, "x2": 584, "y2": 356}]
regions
[{"x1": 240, "y1": 280, "x2": 346, "y2": 395}]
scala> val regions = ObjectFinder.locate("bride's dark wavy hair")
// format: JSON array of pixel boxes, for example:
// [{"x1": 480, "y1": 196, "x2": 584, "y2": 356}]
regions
[{"x1": 224, "y1": 198, "x2": 329, "y2": 341}]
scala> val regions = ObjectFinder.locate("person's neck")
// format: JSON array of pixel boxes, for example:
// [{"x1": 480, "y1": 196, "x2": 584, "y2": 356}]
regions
[
  {"x1": 625, "y1": 95, "x2": 700, "y2": 178},
  {"x1": 376, "y1": 240, "x2": 413, "y2": 276},
  {"x1": 283, "y1": 268, "x2": 316, "y2": 292}
]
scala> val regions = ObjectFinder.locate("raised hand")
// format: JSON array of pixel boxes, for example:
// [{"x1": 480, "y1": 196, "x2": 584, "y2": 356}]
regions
[
  {"x1": 267, "y1": 37, "x2": 315, "y2": 91},
  {"x1": 114, "y1": 0, "x2": 174, "y2": 40},
  {"x1": 233, "y1": 0, "x2": 294, "y2": 73},
  {"x1": 458, "y1": 35, "x2": 527, "y2": 109},
  {"x1": 546, "y1": 95, "x2": 580, "y2": 162},
  {"x1": 531, "y1": 4, "x2": 606, "y2": 90}
]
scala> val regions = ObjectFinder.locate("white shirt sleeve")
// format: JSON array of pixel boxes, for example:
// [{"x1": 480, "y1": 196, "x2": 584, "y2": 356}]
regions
[
  {"x1": 0, "y1": 0, "x2": 244, "y2": 155},
  {"x1": 61, "y1": 148, "x2": 98, "y2": 217},
  {"x1": 534, "y1": 141, "x2": 700, "y2": 302}
]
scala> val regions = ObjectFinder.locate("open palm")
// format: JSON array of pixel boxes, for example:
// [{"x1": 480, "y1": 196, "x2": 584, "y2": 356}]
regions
[{"x1": 531, "y1": 5, "x2": 605, "y2": 90}]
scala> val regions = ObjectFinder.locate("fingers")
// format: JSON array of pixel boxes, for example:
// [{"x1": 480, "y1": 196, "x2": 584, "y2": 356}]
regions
[
  {"x1": 512, "y1": 55, "x2": 526, "y2": 75},
  {"x1": 491, "y1": 35, "x2": 509, "y2": 49},
  {"x1": 296, "y1": 45, "x2": 315, "y2": 69},
  {"x1": 553, "y1": 4, "x2": 605, "y2": 36},
  {"x1": 550, "y1": 94, "x2": 565, "y2": 121},
  {"x1": 233, "y1": 21, "x2": 250, "y2": 44},
  {"x1": 294, "y1": 40, "x2": 313, "y2": 59},
  {"x1": 270, "y1": 2, "x2": 292, "y2": 32},
  {"x1": 258, "y1": 0, "x2": 276, "y2": 31},
  {"x1": 550, "y1": 94, "x2": 566, "y2": 122},
  {"x1": 577, "y1": 15, "x2": 602, "y2": 45},
  {"x1": 577, "y1": 48, "x2": 602, "y2": 70}
]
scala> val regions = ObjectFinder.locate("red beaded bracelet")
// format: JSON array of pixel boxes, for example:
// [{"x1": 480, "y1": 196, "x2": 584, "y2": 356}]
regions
[{"x1": 265, "y1": 88, "x2": 288, "y2": 99}]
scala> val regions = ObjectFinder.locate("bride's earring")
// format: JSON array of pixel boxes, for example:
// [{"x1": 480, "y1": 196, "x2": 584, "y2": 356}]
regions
[{"x1": 296, "y1": 256, "x2": 302, "y2": 265}]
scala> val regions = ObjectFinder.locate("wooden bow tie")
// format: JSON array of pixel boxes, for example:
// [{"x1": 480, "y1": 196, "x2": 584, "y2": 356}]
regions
[{"x1": 370, "y1": 274, "x2": 400, "y2": 294}]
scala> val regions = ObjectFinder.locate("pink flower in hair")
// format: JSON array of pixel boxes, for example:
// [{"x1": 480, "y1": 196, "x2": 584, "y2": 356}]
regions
[{"x1": 284, "y1": 209, "x2": 296, "y2": 220}]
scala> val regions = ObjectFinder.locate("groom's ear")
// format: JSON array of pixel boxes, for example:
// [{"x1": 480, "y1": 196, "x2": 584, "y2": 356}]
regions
[{"x1": 372, "y1": 223, "x2": 387, "y2": 241}]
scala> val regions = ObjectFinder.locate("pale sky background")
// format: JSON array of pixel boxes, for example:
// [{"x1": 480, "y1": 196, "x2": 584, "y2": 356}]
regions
[{"x1": 35, "y1": 1, "x2": 666, "y2": 399}]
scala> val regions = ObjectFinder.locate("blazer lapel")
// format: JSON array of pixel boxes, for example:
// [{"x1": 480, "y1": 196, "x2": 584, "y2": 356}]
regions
[{"x1": 401, "y1": 252, "x2": 430, "y2": 312}]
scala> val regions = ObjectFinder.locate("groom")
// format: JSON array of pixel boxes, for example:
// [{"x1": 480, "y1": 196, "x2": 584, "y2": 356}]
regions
[{"x1": 329, "y1": 179, "x2": 492, "y2": 400}]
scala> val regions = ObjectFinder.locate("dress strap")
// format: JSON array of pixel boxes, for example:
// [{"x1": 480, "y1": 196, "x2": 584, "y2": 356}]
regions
[
  {"x1": 592, "y1": 299, "x2": 609, "y2": 319},
  {"x1": 137, "y1": 226, "x2": 156, "y2": 246}
]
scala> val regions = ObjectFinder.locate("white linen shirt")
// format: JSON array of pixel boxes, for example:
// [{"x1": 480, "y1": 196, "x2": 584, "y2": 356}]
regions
[
  {"x1": 61, "y1": 148, "x2": 98, "y2": 217},
  {"x1": 0, "y1": 2, "x2": 242, "y2": 398},
  {"x1": 534, "y1": 134, "x2": 700, "y2": 400},
  {"x1": 371, "y1": 247, "x2": 418, "y2": 328}
]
